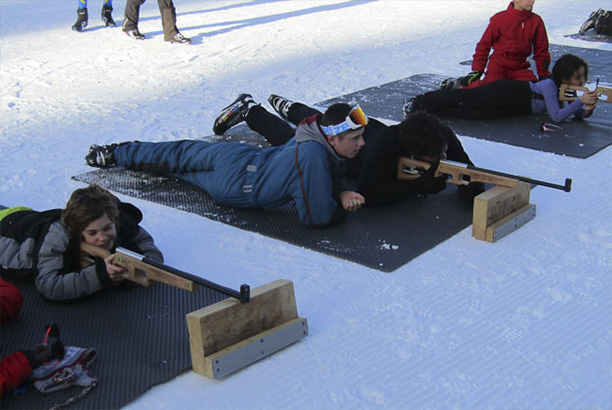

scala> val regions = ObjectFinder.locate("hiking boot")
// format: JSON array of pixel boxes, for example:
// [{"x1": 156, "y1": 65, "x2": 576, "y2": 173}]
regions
[
  {"x1": 267, "y1": 94, "x2": 294, "y2": 122},
  {"x1": 123, "y1": 26, "x2": 145, "y2": 40},
  {"x1": 213, "y1": 94, "x2": 257, "y2": 135},
  {"x1": 85, "y1": 144, "x2": 119, "y2": 168},
  {"x1": 72, "y1": 8, "x2": 88, "y2": 32},
  {"x1": 101, "y1": 4, "x2": 115, "y2": 27},
  {"x1": 168, "y1": 32, "x2": 191, "y2": 44}
]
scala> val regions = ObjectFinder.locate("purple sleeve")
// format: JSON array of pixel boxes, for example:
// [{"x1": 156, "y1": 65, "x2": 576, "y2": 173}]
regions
[{"x1": 532, "y1": 79, "x2": 586, "y2": 123}]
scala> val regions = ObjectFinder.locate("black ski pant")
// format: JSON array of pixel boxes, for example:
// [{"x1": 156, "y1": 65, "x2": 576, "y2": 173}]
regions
[
  {"x1": 245, "y1": 103, "x2": 320, "y2": 147},
  {"x1": 123, "y1": 0, "x2": 178, "y2": 41},
  {"x1": 413, "y1": 80, "x2": 533, "y2": 119}
]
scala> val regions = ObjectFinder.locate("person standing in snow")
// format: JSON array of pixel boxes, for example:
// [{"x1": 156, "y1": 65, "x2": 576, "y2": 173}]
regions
[
  {"x1": 0, "y1": 185, "x2": 162, "y2": 301},
  {"x1": 441, "y1": 0, "x2": 551, "y2": 90},
  {"x1": 71, "y1": 0, "x2": 115, "y2": 32},
  {"x1": 122, "y1": 0, "x2": 191, "y2": 44},
  {"x1": 85, "y1": 99, "x2": 367, "y2": 227},
  {"x1": 212, "y1": 94, "x2": 483, "y2": 206}
]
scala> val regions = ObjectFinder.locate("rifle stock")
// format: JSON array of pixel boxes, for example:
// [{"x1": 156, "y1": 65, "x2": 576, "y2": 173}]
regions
[
  {"x1": 81, "y1": 243, "x2": 250, "y2": 303},
  {"x1": 559, "y1": 83, "x2": 611, "y2": 103},
  {"x1": 397, "y1": 158, "x2": 572, "y2": 192}
]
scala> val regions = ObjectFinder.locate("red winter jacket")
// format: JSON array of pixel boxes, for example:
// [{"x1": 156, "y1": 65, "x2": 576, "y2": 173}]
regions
[
  {"x1": 472, "y1": 2, "x2": 550, "y2": 79},
  {"x1": 1, "y1": 278, "x2": 33, "y2": 395}
]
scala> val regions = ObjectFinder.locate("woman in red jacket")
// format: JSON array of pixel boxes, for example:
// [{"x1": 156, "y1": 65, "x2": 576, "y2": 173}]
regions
[{"x1": 442, "y1": 0, "x2": 551, "y2": 89}]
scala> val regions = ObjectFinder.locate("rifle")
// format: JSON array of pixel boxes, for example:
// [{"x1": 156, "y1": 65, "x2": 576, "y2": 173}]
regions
[
  {"x1": 397, "y1": 158, "x2": 572, "y2": 192},
  {"x1": 81, "y1": 243, "x2": 250, "y2": 303},
  {"x1": 559, "y1": 82, "x2": 611, "y2": 103}
]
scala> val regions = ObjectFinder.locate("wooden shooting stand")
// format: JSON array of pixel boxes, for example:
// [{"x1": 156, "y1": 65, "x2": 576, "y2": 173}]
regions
[
  {"x1": 395, "y1": 157, "x2": 568, "y2": 242},
  {"x1": 80, "y1": 244, "x2": 308, "y2": 379},
  {"x1": 187, "y1": 279, "x2": 308, "y2": 379},
  {"x1": 472, "y1": 181, "x2": 536, "y2": 242}
]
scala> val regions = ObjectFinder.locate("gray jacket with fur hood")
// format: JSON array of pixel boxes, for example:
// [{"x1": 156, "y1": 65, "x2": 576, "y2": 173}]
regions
[{"x1": 0, "y1": 203, "x2": 162, "y2": 301}]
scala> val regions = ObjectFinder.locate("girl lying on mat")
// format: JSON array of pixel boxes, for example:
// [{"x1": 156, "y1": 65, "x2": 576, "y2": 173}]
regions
[
  {"x1": 404, "y1": 54, "x2": 599, "y2": 123},
  {"x1": 0, "y1": 185, "x2": 162, "y2": 301}
]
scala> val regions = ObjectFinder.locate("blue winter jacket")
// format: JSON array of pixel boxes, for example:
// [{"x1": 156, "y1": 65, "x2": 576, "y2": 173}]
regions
[{"x1": 115, "y1": 114, "x2": 348, "y2": 227}]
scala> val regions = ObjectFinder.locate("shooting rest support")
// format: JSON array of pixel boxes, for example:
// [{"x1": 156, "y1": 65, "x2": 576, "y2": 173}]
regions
[
  {"x1": 472, "y1": 182, "x2": 535, "y2": 242},
  {"x1": 187, "y1": 279, "x2": 308, "y2": 379},
  {"x1": 397, "y1": 158, "x2": 541, "y2": 242},
  {"x1": 82, "y1": 244, "x2": 308, "y2": 377}
]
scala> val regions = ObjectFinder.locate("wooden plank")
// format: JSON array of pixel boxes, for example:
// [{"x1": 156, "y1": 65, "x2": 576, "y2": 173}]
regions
[
  {"x1": 186, "y1": 279, "x2": 298, "y2": 376},
  {"x1": 472, "y1": 182, "x2": 531, "y2": 240}
]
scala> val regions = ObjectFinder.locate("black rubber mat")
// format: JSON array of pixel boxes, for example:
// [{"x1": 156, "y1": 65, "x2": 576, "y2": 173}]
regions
[
  {"x1": 0, "y1": 277, "x2": 226, "y2": 409},
  {"x1": 72, "y1": 143, "x2": 474, "y2": 273},
  {"x1": 318, "y1": 45, "x2": 612, "y2": 158}
]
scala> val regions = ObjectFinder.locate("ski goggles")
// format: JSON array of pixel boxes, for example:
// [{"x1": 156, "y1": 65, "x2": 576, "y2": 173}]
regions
[{"x1": 320, "y1": 105, "x2": 368, "y2": 136}]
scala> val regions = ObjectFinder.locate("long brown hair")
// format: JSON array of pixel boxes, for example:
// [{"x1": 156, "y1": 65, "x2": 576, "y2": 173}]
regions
[{"x1": 61, "y1": 185, "x2": 120, "y2": 239}]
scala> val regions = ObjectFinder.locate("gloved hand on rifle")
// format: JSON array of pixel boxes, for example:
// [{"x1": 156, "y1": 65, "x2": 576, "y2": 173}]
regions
[{"x1": 416, "y1": 163, "x2": 447, "y2": 194}]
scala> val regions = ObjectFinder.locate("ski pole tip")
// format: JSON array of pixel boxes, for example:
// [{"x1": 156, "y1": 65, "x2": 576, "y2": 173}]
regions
[{"x1": 564, "y1": 178, "x2": 572, "y2": 193}]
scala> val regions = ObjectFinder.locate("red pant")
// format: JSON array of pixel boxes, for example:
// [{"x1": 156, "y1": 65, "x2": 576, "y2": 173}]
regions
[{"x1": 467, "y1": 53, "x2": 537, "y2": 89}]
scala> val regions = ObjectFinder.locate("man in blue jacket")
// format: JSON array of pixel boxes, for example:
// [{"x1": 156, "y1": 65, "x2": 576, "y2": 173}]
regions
[
  {"x1": 214, "y1": 94, "x2": 483, "y2": 207},
  {"x1": 85, "y1": 99, "x2": 367, "y2": 227}
]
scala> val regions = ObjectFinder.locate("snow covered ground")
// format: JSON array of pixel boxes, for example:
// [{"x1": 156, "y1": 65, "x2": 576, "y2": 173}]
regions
[{"x1": 1, "y1": 0, "x2": 611, "y2": 409}]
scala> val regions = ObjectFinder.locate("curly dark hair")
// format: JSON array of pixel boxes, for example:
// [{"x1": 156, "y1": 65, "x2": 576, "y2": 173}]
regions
[
  {"x1": 552, "y1": 54, "x2": 589, "y2": 86},
  {"x1": 61, "y1": 185, "x2": 120, "y2": 239},
  {"x1": 398, "y1": 111, "x2": 450, "y2": 158}
]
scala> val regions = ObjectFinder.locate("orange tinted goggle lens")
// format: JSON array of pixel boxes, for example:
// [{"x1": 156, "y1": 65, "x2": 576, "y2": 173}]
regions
[{"x1": 349, "y1": 105, "x2": 368, "y2": 126}]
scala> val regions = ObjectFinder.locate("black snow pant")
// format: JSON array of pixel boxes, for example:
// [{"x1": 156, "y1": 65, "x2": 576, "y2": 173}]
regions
[
  {"x1": 245, "y1": 103, "x2": 320, "y2": 147},
  {"x1": 412, "y1": 80, "x2": 533, "y2": 119},
  {"x1": 123, "y1": 0, "x2": 179, "y2": 41}
]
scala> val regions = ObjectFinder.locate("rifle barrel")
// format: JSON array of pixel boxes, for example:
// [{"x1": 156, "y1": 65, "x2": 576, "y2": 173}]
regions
[
  {"x1": 464, "y1": 163, "x2": 572, "y2": 192},
  {"x1": 117, "y1": 247, "x2": 250, "y2": 303}
]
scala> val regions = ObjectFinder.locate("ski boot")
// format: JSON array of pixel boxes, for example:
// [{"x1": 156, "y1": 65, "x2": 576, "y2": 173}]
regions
[
  {"x1": 579, "y1": 9, "x2": 600, "y2": 35},
  {"x1": 102, "y1": 4, "x2": 116, "y2": 27},
  {"x1": 268, "y1": 94, "x2": 294, "y2": 122},
  {"x1": 85, "y1": 144, "x2": 120, "y2": 168},
  {"x1": 439, "y1": 76, "x2": 462, "y2": 90},
  {"x1": 72, "y1": 8, "x2": 88, "y2": 32},
  {"x1": 213, "y1": 94, "x2": 258, "y2": 135},
  {"x1": 402, "y1": 98, "x2": 416, "y2": 119}
]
